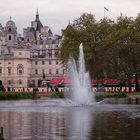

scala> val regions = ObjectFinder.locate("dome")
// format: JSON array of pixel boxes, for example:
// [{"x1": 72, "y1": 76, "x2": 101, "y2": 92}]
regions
[{"x1": 5, "y1": 20, "x2": 16, "y2": 27}]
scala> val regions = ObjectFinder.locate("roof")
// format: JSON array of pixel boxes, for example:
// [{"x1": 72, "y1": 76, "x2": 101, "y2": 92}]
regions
[
  {"x1": 92, "y1": 78, "x2": 140, "y2": 85},
  {"x1": 50, "y1": 77, "x2": 71, "y2": 85},
  {"x1": 35, "y1": 10, "x2": 43, "y2": 32},
  {"x1": 92, "y1": 78, "x2": 120, "y2": 85},
  {"x1": 50, "y1": 77, "x2": 63, "y2": 84},
  {"x1": 36, "y1": 20, "x2": 43, "y2": 32},
  {"x1": 48, "y1": 29, "x2": 52, "y2": 34},
  {"x1": 30, "y1": 27, "x2": 36, "y2": 34}
]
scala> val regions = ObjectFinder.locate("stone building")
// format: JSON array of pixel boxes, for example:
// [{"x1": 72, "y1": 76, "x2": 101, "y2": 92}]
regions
[{"x1": 0, "y1": 11, "x2": 65, "y2": 89}]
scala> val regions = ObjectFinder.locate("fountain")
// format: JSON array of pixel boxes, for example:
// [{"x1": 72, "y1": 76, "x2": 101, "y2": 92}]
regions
[
  {"x1": 1, "y1": 44, "x2": 140, "y2": 140},
  {"x1": 66, "y1": 43, "x2": 94, "y2": 105}
]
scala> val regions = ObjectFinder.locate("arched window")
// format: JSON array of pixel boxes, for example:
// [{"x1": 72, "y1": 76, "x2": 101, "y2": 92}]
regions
[
  {"x1": 9, "y1": 35, "x2": 11, "y2": 40},
  {"x1": 18, "y1": 79, "x2": 23, "y2": 87},
  {"x1": 7, "y1": 67, "x2": 12, "y2": 75},
  {"x1": 17, "y1": 64, "x2": 24, "y2": 75},
  {"x1": 8, "y1": 80, "x2": 11, "y2": 85},
  {"x1": 8, "y1": 28, "x2": 11, "y2": 32},
  {"x1": 19, "y1": 80, "x2": 22, "y2": 85}
]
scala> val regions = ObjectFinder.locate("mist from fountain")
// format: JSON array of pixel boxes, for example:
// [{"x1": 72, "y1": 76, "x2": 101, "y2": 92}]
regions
[{"x1": 66, "y1": 43, "x2": 95, "y2": 105}]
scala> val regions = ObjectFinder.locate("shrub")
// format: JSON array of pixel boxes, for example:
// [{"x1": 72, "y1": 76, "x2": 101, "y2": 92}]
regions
[
  {"x1": 0, "y1": 92, "x2": 38, "y2": 100},
  {"x1": 95, "y1": 92, "x2": 127, "y2": 101}
]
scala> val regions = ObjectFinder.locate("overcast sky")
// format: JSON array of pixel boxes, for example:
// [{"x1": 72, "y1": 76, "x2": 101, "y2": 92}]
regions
[{"x1": 0, "y1": 0, "x2": 140, "y2": 35}]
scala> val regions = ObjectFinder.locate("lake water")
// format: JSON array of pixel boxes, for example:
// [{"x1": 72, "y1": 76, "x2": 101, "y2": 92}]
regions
[{"x1": 0, "y1": 99, "x2": 140, "y2": 140}]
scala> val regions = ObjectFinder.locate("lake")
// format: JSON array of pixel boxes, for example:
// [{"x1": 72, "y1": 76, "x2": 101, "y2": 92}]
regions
[{"x1": 0, "y1": 99, "x2": 140, "y2": 140}]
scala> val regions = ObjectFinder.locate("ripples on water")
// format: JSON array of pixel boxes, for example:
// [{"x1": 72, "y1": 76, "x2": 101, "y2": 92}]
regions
[{"x1": 0, "y1": 99, "x2": 140, "y2": 140}]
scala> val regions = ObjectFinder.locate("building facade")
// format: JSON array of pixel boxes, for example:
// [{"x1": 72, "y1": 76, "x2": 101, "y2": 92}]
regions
[{"x1": 0, "y1": 11, "x2": 65, "y2": 89}]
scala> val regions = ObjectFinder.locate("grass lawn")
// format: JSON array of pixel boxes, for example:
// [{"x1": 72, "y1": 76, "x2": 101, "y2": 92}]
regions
[{"x1": 0, "y1": 91, "x2": 64, "y2": 100}]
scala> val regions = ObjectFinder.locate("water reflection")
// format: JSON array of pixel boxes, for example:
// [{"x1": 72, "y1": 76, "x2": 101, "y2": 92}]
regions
[
  {"x1": 0, "y1": 104, "x2": 140, "y2": 140},
  {"x1": 89, "y1": 111, "x2": 140, "y2": 140},
  {"x1": 0, "y1": 111, "x2": 66, "y2": 140},
  {"x1": 65, "y1": 109, "x2": 92, "y2": 140}
]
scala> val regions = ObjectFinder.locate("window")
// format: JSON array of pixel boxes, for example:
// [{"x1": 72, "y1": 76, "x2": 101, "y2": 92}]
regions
[
  {"x1": 28, "y1": 79, "x2": 35, "y2": 87},
  {"x1": 17, "y1": 64, "x2": 24, "y2": 75},
  {"x1": 8, "y1": 67, "x2": 11, "y2": 75},
  {"x1": 0, "y1": 67, "x2": 2, "y2": 75},
  {"x1": 8, "y1": 80, "x2": 11, "y2": 85},
  {"x1": 19, "y1": 80, "x2": 22, "y2": 85},
  {"x1": 63, "y1": 69, "x2": 65, "y2": 74},
  {"x1": 8, "y1": 62, "x2": 11, "y2": 64},
  {"x1": 32, "y1": 80, "x2": 35, "y2": 84},
  {"x1": 18, "y1": 70, "x2": 23, "y2": 74},
  {"x1": 56, "y1": 69, "x2": 59, "y2": 74},
  {"x1": 35, "y1": 69, "x2": 38, "y2": 74},
  {"x1": 49, "y1": 69, "x2": 52, "y2": 74},
  {"x1": 55, "y1": 51, "x2": 58, "y2": 57},
  {"x1": 42, "y1": 69, "x2": 45, "y2": 74},
  {"x1": 19, "y1": 52, "x2": 22, "y2": 55},
  {"x1": 27, "y1": 38, "x2": 30, "y2": 42},
  {"x1": 9, "y1": 35, "x2": 11, "y2": 40},
  {"x1": 49, "y1": 61, "x2": 51, "y2": 65},
  {"x1": 42, "y1": 61, "x2": 45, "y2": 65},
  {"x1": 8, "y1": 28, "x2": 11, "y2": 32},
  {"x1": 18, "y1": 79, "x2": 22, "y2": 87},
  {"x1": 48, "y1": 51, "x2": 52, "y2": 58},
  {"x1": 35, "y1": 61, "x2": 38, "y2": 65},
  {"x1": 56, "y1": 61, "x2": 58, "y2": 65}
]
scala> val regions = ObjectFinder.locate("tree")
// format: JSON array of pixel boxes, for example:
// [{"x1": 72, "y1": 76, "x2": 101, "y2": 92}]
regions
[{"x1": 59, "y1": 13, "x2": 140, "y2": 82}]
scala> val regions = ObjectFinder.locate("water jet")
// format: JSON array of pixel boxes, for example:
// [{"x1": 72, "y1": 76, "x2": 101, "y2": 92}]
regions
[{"x1": 66, "y1": 43, "x2": 94, "y2": 105}]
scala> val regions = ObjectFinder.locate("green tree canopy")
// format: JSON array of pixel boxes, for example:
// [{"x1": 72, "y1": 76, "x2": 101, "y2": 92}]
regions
[{"x1": 59, "y1": 13, "x2": 140, "y2": 80}]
